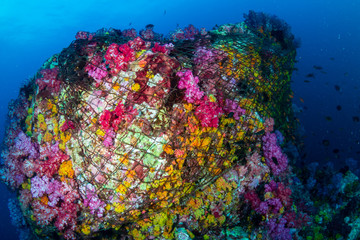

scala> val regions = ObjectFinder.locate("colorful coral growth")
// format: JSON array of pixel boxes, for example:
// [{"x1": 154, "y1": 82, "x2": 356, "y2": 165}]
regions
[{"x1": 0, "y1": 11, "x2": 322, "y2": 240}]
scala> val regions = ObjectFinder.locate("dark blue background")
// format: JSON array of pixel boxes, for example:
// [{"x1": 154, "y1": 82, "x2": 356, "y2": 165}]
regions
[{"x1": 0, "y1": 0, "x2": 359, "y2": 239}]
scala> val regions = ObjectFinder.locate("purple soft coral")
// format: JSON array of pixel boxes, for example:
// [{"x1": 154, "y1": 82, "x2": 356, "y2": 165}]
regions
[
  {"x1": 267, "y1": 218, "x2": 292, "y2": 240},
  {"x1": 262, "y1": 132, "x2": 288, "y2": 175},
  {"x1": 13, "y1": 131, "x2": 39, "y2": 160},
  {"x1": 30, "y1": 175, "x2": 50, "y2": 198},
  {"x1": 84, "y1": 185, "x2": 106, "y2": 218},
  {"x1": 224, "y1": 99, "x2": 246, "y2": 120}
]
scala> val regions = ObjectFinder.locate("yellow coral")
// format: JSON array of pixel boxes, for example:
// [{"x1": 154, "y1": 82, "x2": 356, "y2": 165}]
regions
[
  {"x1": 138, "y1": 59, "x2": 147, "y2": 68},
  {"x1": 96, "y1": 129, "x2": 105, "y2": 137},
  {"x1": 119, "y1": 154, "x2": 129, "y2": 166},
  {"x1": 37, "y1": 113, "x2": 45, "y2": 123},
  {"x1": 59, "y1": 132, "x2": 71, "y2": 150},
  {"x1": 21, "y1": 182, "x2": 31, "y2": 190},
  {"x1": 40, "y1": 195, "x2": 49, "y2": 205},
  {"x1": 81, "y1": 225, "x2": 91, "y2": 235},
  {"x1": 131, "y1": 83, "x2": 141, "y2": 91},
  {"x1": 163, "y1": 144, "x2": 174, "y2": 155},
  {"x1": 46, "y1": 99, "x2": 53, "y2": 111},
  {"x1": 37, "y1": 114, "x2": 47, "y2": 131},
  {"x1": 116, "y1": 184, "x2": 127, "y2": 195},
  {"x1": 146, "y1": 70, "x2": 154, "y2": 79},
  {"x1": 113, "y1": 202, "x2": 126, "y2": 213},
  {"x1": 58, "y1": 160, "x2": 75, "y2": 178},
  {"x1": 112, "y1": 83, "x2": 119, "y2": 91},
  {"x1": 43, "y1": 131, "x2": 53, "y2": 142}
]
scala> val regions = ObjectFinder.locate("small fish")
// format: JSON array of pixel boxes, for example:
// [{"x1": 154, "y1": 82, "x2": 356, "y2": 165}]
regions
[
  {"x1": 304, "y1": 80, "x2": 311, "y2": 83},
  {"x1": 313, "y1": 65, "x2": 323, "y2": 70},
  {"x1": 129, "y1": 22, "x2": 132, "y2": 26},
  {"x1": 353, "y1": 116, "x2": 360, "y2": 122},
  {"x1": 145, "y1": 24, "x2": 154, "y2": 29},
  {"x1": 320, "y1": 71, "x2": 327, "y2": 74},
  {"x1": 334, "y1": 85, "x2": 341, "y2": 91},
  {"x1": 330, "y1": 57, "x2": 335, "y2": 61},
  {"x1": 325, "y1": 116, "x2": 332, "y2": 121},
  {"x1": 322, "y1": 139, "x2": 330, "y2": 146},
  {"x1": 164, "y1": 10, "x2": 167, "y2": 15},
  {"x1": 333, "y1": 149, "x2": 340, "y2": 154},
  {"x1": 306, "y1": 73, "x2": 315, "y2": 78},
  {"x1": 336, "y1": 105, "x2": 342, "y2": 111},
  {"x1": 344, "y1": 72, "x2": 349, "y2": 76},
  {"x1": 299, "y1": 97, "x2": 304, "y2": 103}
]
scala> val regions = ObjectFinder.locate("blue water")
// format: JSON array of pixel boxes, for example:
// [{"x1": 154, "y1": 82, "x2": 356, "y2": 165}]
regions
[{"x1": 0, "y1": 0, "x2": 359, "y2": 239}]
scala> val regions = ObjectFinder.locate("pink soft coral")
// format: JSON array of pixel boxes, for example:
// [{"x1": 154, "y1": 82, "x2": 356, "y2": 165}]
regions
[
  {"x1": 103, "y1": 128, "x2": 116, "y2": 147},
  {"x1": 85, "y1": 54, "x2": 108, "y2": 83},
  {"x1": 177, "y1": 70, "x2": 204, "y2": 103}
]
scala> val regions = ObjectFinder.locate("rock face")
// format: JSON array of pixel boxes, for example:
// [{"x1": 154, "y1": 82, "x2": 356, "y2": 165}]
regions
[{"x1": 1, "y1": 11, "x2": 304, "y2": 240}]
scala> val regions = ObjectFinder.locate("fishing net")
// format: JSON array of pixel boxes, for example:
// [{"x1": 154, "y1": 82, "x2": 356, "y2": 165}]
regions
[{"x1": 1, "y1": 11, "x2": 302, "y2": 240}]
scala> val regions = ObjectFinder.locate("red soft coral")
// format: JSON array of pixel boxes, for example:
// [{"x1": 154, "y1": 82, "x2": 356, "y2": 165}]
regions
[
  {"x1": 128, "y1": 37, "x2": 150, "y2": 51},
  {"x1": 32, "y1": 200, "x2": 58, "y2": 227},
  {"x1": 105, "y1": 43, "x2": 135, "y2": 75},
  {"x1": 99, "y1": 102, "x2": 138, "y2": 131},
  {"x1": 152, "y1": 42, "x2": 167, "y2": 54},
  {"x1": 60, "y1": 120, "x2": 75, "y2": 132},
  {"x1": 36, "y1": 68, "x2": 61, "y2": 93},
  {"x1": 194, "y1": 96, "x2": 223, "y2": 128},
  {"x1": 55, "y1": 201, "x2": 78, "y2": 231},
  {"x1": 122, "y1": 28, "x2": 137, "y2": 38},
  {"x1": 35, "y1": 143, "x2": 69, "y2": 178}
]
